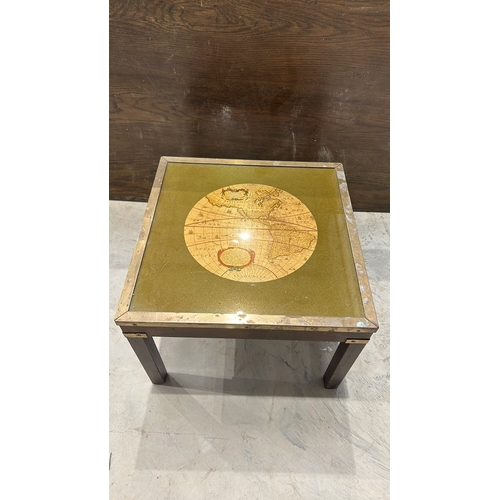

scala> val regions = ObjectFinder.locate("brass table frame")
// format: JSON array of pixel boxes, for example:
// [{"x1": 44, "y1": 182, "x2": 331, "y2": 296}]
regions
[{"x1": 115, "y1": 157, "x2": 378, "y2": 389}]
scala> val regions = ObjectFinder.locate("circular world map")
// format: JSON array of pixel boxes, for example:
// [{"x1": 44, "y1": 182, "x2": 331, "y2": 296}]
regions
[{"x1": 184, "y1": 184, "x2": 318, "y2": 282}]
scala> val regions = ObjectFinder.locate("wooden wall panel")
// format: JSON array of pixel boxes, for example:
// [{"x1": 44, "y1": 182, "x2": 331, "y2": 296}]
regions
[{"x1": 110, "y1": 0, "x2": 389, "y2": 212}]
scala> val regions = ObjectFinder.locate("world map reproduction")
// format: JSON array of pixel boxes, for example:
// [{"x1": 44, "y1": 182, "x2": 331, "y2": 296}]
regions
[{"x1": 184, "y1": 184, "x2": 318, "y2": 282}]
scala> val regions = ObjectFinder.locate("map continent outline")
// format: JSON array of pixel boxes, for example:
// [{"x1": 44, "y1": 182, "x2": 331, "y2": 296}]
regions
[{"x1": 184, "y1": 183, "x2": 318, "y2": 282}]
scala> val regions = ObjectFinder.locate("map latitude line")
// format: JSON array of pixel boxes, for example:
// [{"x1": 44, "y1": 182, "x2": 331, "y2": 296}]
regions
[
  {"x1": 185, "y1": 206, "x2": 316, "y2": 231},
  {"x1": 186, "y1": 223, "x2": 316, "y2": 256},
  {"x1": 185, "y1": 235, "x2": 315, "y2": 253}
]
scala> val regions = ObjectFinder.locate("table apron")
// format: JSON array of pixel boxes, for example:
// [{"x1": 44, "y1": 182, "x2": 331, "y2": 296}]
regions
[{"x1": 119, "y1": 325, "x2": 374, "y2": 342}]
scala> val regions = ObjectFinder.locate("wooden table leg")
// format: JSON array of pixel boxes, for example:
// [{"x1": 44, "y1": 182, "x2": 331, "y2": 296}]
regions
[
  {"x1": 127, "y1": 336, "x2": 168, "y2": 384},
  {"x1": 323, "y1": 341, "x2": 367, "y2": 389}
]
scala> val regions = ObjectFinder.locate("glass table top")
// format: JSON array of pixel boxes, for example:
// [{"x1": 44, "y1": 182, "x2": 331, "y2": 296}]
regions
[{"x1": 128, "y1": 161, "x2": 365, "y2": 319}]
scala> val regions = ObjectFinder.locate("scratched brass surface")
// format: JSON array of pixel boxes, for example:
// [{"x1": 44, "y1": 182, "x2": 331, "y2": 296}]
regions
[{"x1": 129, "y1": 161, "x2": 363, "y2": 318}]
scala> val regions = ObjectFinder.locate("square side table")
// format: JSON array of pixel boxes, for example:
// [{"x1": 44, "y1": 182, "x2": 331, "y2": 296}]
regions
[{"x1": 114, "y1": 157, "x2": 378, "y2": 388}]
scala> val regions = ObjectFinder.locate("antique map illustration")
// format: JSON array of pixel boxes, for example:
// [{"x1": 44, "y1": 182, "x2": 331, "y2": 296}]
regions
[{"x1": 184, "y1": 184, "x2": 318, "y2": 282}]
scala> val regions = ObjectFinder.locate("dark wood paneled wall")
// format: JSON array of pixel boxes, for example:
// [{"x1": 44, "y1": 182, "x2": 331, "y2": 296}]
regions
[{"x1": 110, "y1": 0, "x2": 389, "y2": 212}]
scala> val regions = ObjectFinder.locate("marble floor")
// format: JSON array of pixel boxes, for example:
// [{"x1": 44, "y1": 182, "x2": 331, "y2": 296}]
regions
[{"x1": 109, "y1": 200, "x2": 390, "y2": 499}]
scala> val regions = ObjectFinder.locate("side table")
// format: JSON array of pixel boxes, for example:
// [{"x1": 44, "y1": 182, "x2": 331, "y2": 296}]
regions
[{"x1": 114, "y1": 157, "x2": 378, "y2": 388}]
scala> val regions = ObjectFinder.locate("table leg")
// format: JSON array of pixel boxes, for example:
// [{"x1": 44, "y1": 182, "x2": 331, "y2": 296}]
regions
[
  {"x1": 323, "y1": 341, "x2": 366, "y2": 389},
  {"x1": 127, "y1": 337, "x2": 168, "y2": 384}
]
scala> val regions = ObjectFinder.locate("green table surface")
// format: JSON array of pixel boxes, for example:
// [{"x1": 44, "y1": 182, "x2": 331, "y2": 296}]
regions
[{"x1": 130, "y1": 162, "x2": 364, "y2": 319}]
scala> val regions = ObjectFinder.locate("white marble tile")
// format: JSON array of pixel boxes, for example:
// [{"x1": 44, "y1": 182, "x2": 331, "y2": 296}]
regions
[{"x1": 110, "y1": 201, "x2": 390, "y2": 499}]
